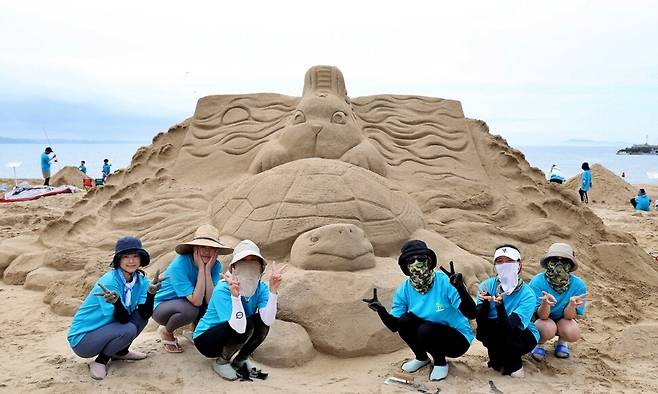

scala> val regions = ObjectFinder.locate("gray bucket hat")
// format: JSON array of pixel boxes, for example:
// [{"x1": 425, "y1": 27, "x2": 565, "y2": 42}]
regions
[{"x1": 540, "y1": 242, "x2": 578, "y2": 272}]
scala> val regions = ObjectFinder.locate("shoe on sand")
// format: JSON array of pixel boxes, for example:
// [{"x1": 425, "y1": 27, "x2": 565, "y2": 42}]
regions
[
  {"x1": 401, "y1": 358, "x2": 431, "y2": 373},
  {"x1": 430, "y1": 364, "x2": 449, "y2": 381},
  {"x1": 232, "y1": 357, "x2": 258, "y2": 371},
  {"x1": 510, "y1": 367, "x2": 525, "y2": 378},
  {"x1": 555, "y1": 343, "x2": 570, "y2": 359},
  {"x1": 159, "y1": 326, "x2": 183, "y2": 353},
  {"x1": 531, "y1": 345, "x2": 546, "y2": 361},
  {"x1": 89, "y1": 361, "x2": 107, "y2": 380},
  {"x1": 113, "y1": 350, "x2": 147, "y2": 360},
  {"x1": 213, "y1": 358, "x2": 238, "y2": 381}
]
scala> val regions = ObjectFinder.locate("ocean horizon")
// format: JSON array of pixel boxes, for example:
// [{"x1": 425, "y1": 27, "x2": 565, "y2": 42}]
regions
[{"x1": 1, "y1": 142, "x2": 657, "y2": 185}]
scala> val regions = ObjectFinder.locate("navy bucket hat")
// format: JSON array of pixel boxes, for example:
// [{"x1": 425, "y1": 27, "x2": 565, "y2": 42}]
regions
[
  {"x1": 111, "y1": 236, "x2": 150, "y2": 267},
  {"x1": 397, "y1": 240, "x2": 437, "y2": 276}
]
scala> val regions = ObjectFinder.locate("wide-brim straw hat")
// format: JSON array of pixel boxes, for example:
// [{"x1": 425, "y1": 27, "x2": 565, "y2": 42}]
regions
[
  {"x1": 175, "y1": 224, "x2": 233, "y2": 255},
  {"x1": 229, "y1": 240, "x2": 265, "y2": 272},
  {"x1": 540, "y1": 242, "x2": 578, "y2": 272}
]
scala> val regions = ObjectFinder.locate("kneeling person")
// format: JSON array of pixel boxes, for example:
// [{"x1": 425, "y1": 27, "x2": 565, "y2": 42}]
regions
[
  {"x1": 530, "y1": 243, "x2": 586, "y2": 360},
  {"x1": 476, "y1": 245, "x2": 539, "y2": 378},
  {"x1": 363, "y1": 240, "x2": 476, "y2": 381},
  {"x1": 193, "y1": 240, "x2": 286, "y2": 380}
]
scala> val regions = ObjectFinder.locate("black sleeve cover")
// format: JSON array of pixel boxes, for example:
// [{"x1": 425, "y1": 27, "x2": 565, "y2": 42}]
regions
[
  {"x1": 476, "y1": 299, "x2": 490, "y2": 323},
  {"x1": 495, "y1": 301, "x2": 521, "y2": 333},
  {"x1": 113, "y1": 301, "x2": 130, "y2": 324},
  {"x1": 138, "y1": 292, "x2": 155, "y2": 320},
  {"x1": 456, "y1": 284, "x2": 477, "y2": 320},
  {"x1": 375, "y1": 306, "x2": 400, "y2": 332}
]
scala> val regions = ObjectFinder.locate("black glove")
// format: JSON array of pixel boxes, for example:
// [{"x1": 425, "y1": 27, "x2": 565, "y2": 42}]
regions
[
  {"x1": 440, "y1": 261, "x2": 477, "y2": 319},
  {"x1": 362, "y1": 288, "x2": 399, "y2": 332},
  {"x1": 440, "y1": 261, "x2": 464, "y2": 288}
]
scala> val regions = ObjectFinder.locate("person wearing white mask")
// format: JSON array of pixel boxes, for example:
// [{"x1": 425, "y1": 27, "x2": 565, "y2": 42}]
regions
[
  {"x1": 475, "y1": 244, "x2": 540, "y2": 378},
  {"x1": 193, "y1": 240, "x2": 287, "y2": 381}
]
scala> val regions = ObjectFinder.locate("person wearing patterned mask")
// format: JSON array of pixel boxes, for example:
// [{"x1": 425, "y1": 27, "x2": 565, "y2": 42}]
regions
[
  {"x1": 529, "y1": 243, "x2": 587, "y2": 361},
  {"x1": 193, "y1": 240, "x2": 286, "y2": 381},
  {"x1": 475, "y1": 244, "x2": 539, "y2": 378},
  {"x1": 362, "y1": 240, "x2": 476, "y2": 381}
]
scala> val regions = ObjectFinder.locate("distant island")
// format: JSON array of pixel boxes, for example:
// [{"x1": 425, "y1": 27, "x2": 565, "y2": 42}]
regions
[
  {"x1": 617, "y1": 143, "x2": 658, "y2": 155},
  {"x1": 0, "y1": 137, "x2": 142, "y2": 144}
]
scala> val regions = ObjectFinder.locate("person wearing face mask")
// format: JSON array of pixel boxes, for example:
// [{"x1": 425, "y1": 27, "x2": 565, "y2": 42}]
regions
[
  {"x1": 67, "y1": 237, "x2": 166, "y2": 380},
  {"x1": 362, "y1": 240, "x2": 476, "y2": 381},
  {"x1": 153, "y1": 225, "x2": 233, "y2": 353},
  {"x1": 193, "y1": 240, "x2": 287, "y2": 381},
  {"x1": 529, "y1": 243, "x2": 586, "y2": 361},
  {"x1": 475, "y1": 244, "x2": 540, "y2": 378}
]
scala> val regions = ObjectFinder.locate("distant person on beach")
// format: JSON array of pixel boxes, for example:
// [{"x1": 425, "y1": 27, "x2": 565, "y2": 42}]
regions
[
  {"x1": 193, "y1": 240, "x2": 285, "y2": 381},
  {"x1": 362, "y1": 240, "x2": 476, "y2": 381},
  {"x1": 475, "y1": 245, "x2": 539, "y2": 378},
  {"x1": 153, "y1": 225, "x2": 233, "y2": 353},
  {"x1": 630, "y1": 188, "x2": 651, "y2": 211},
  {"x1": 40, "y1": 147, "x2": 57, "y2": 186},
  {"x1": 530, "y1": 243, "x2": 586, "y2": 361},
  {"x1": 79, "y1": 160, "x2": 87, "y2": 174},
  {"x1": 578, "y1": 162, "x2": 592, "y2": 203},
  {"x1": 548, "y1": 164, "x2": 564, "y2": 184},
  {"x1": 102, "y1": 159, "x2": 112, "y2": 181},
  {"x1": 67, "y1": 237, "x2": 166, "y2": 380}
]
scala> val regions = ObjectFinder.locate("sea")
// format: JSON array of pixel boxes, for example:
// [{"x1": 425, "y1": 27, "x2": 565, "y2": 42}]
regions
[{"x1": 1, "y1": 143, "x2": 657, "y2": 184}]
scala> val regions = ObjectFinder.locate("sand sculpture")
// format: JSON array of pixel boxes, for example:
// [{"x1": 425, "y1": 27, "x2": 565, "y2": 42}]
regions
[
  {"x1": 564, "y1": 163, "x2": 637, "y2": 205},
  {"x1": 50, "y1": 166, "x2": 92, "y2": 189},
  {"x1": 1, "y1": 66, "x2": 657, "y2": 364}
]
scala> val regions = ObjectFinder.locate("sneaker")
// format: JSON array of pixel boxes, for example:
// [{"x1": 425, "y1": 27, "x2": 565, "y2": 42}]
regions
[
  {"x1": 89, "y1": 361, "x2": 107, "y2": 380},
  {"x1": 555, "y1": 342, "x2": 570, "y2": 359},
  {"x1": 232, "y1": 357, "x2": 258, "y2": 371},
  {"x1": 429, "y1": 364, "x2": 449, "y2": 381},
  {"x1": 112, "y1": 350, "x2": 147, "y2": 361},
  {"x1": 531, "y1": 345, "x2": 546, "y2": 361},
  {"x1": 213, "y1": 358, "x2": 238, "y2": 381},
  {"x1": 510, "y1": 367, "x2": 525, "y2": 378},
  {"x1": 401, "y1": 358, "x2": 431, "y2": 373}
]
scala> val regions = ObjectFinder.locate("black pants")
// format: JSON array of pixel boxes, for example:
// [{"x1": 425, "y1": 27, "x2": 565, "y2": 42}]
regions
[
  {"x1": 476, "y1": 317, "x2": 537, "y2": 375},
  {"x1": 630, "y1": 198, "x2": 637, "y2": 208},
  {"x1": 578, "y1": 189, "x2": 589, "y2": 203},
  {"x1": 194, "y1": 313, "x2": 269, "y2": 363},
  {"x1": 549, "y1": 179, "x2": 563, "y2": 184},
  {"x1": 397, "y1": 313, "x2": 470, "y2": 366}
]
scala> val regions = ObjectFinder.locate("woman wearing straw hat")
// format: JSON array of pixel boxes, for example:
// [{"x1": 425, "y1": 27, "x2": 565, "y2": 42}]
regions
[
  {"x1": 67, "y1": 236, "x2": 166, "y2": 380},
  {"x1": 193, "y1": 240, "x2": 287, "y2": 381},
  {"x1": 530, "y1": 243, "x2": 587, "y2": 361},
  {"x1": 475, "y1": 244, "x2": 539, "y2": 378},
  {"x1": 153, "y1": 224, "x2": 233, "y2": 353}
]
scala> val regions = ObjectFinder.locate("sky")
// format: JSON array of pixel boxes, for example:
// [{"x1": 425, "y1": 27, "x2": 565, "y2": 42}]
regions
[{"x1": 0, "y1": 1, "x2": 657, "y2": 146}]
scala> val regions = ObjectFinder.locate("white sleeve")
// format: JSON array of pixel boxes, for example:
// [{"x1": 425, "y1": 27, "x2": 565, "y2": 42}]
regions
[
  {"x1": 259, "y1": 292, "x2": 278, "y2": 326},
  {"x1": 228, "y1": 296, "x2": 247, "y2": 333}
]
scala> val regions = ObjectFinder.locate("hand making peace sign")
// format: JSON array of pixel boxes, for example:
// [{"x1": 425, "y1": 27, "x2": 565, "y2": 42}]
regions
[
  {"x1": 94, "y1": 283, "x2": 119, "y2": 304},
  {"x1": 269, "y1": 260, "x2": 288, "y2": 294},
  {"x1": 148, "y1": 269, "x2": 169, "y2": 294},
  {"x1": 221, "y1": 269, "x2": 241, "y2": 297}
]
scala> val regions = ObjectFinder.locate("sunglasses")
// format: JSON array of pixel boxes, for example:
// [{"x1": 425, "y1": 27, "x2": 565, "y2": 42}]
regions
[{"x1": 404, "y1": 255, "x2": 429, "y2": 265}]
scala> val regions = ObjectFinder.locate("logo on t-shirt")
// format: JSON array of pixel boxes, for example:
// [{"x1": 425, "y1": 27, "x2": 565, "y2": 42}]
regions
[{"x1": 435, "y1": 302, "x2": 445, "y2": 312}]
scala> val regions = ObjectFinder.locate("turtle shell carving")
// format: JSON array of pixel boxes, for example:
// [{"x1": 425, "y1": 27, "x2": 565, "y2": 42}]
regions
[{"x1": 211, "y1": 158, "x2": 424, "y2": 256}]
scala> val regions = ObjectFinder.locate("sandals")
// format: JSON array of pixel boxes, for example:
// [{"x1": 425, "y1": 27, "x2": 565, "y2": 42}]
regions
[
  {"x1": 158, "y1": 326, "x2": 184, "y2": 353},
  {"x1": 531, "y1": 346, "x2": 546, "y2": 361},
  {"x1": 555, "y1": 343, "x2": 570, "y2": 359}
]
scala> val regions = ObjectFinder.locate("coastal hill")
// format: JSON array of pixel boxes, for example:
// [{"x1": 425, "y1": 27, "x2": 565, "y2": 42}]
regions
[{"x1": 617, "y1": 143, "x2": 658, "y2": 155}]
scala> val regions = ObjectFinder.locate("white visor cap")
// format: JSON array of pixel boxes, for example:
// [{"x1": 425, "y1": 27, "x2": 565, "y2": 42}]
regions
[{"x1": 493, "y1": 246, "x2": 521, "y2": 262}]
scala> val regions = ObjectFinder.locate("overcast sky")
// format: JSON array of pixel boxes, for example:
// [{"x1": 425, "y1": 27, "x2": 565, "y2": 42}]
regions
[{"x1": 1, "y1": 1, "x2": 656, "y2": 146}]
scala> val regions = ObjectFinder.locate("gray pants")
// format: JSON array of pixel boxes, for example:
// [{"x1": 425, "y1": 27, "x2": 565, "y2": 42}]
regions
[
  {"x1": 72, "y1": 312, "x2": 147, "y2": 358},
  {"x1": 152, "y1": 298, "x2": 201, "y2": 333}
]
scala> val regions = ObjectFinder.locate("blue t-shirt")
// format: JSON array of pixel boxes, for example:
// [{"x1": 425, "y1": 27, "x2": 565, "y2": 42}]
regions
[
  {"x1": 581, "y1": 170, "x2": 592, "y2": 192},
  {"x1": 79, "y1": 165, "x2": 87, "y2": 174},
  {"x1": 476, "y1": 277, "x2": 540, "y2": 342},
  {"x1": 391, "y1": 271, "x2": 474, "y2": 343},
  {"x1": 67, "y1": 269, "x2": 150, "y2": 348},
  {"x1": 635, "y1": 194, "x2": 651, "y2": 211},
  {"x1": 529, "y1": 272, "x2": 587, "y2": 320},
  {"x1": 40, "y1": 153, "x2": 52, "y2": 171},
  {"x1": 193, "y1": 281, "x2": 269, "y2": 339},
  {"x1": 102, "y1": 163, "x2": 111, "y2": 175},
  {"x1": 154, "y1": 254, "x2": 222, "y2": 308}
]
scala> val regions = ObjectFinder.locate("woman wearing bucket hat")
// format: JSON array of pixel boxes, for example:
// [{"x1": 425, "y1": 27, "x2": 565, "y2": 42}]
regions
[
  {"x1": 362, "y1": 240, "x2": 476, "y2": 381},
  {"x1": 475, "y1": 244, "x2": 540, "y2": 378},
  {"x1": 67, "y1": 236, "x2": 166, "y2": 380},
  {"x1": 153, "y1": 224, "x2": 233, "y2": 353},
  {"x1": 193, "y1": 240, "x2": 287, "y2": 381},
  {"x1": 529, "y1": 243, "x2": 587, "y2": 361}
]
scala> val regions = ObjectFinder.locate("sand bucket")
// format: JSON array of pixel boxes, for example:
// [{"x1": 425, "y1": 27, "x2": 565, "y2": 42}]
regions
[{"x1": 94, "y1": 178, "x2": 104, "y2": 186}]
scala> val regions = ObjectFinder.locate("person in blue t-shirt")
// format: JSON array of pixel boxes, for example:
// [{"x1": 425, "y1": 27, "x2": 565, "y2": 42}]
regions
[
  {"x1": 67, "y1": 236, "x2": 166, "y2": 380},
  {"x1": 102, "y1": 159, "x2": 112, "y2": 181},
  {"x1": 630, "y1": 188, "x2": 651, "y2": 211},
  {"x1": 362, "y1": 240, "x2": 476, "y2": 382},
  {"x1": 79, "y1": 160, "x2": 87, "y2": 174},
  {"x1": 530, "y1": 243, "x2": 587, "y2": 361},
  {"x1": 40, "y1": 147, "x2": 57, "y2": 185},
  {"x1": 153, "y1": 224, "x2": 233, "y2": 353},
  {"x1": 578, "y1": 162, "x2": 592, "y2": 203},
  {"x1": 476, "y1": 244, "x2": 539, "y2": 379},
  {"x1": 193, "y1": 240, "x2": 286, "y2": 381}
]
